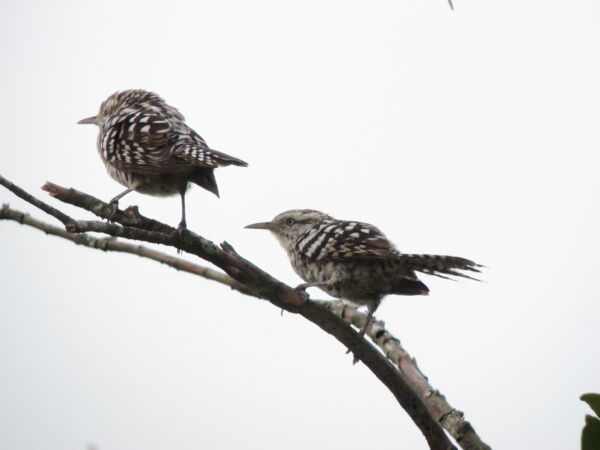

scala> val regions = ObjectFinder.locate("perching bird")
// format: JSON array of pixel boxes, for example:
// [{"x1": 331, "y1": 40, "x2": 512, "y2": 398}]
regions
[
  {"x1": 246, "y1": 209, "x2": 482, "y2": 343},
  {"x1": 78, "y1": 89, "x2": 248, "y2": 232}
]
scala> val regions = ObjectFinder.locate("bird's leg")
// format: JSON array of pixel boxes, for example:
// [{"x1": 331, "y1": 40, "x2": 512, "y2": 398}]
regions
[
  {"x1": 108, "y1": 187, "x2": 135, "y2": 220},
  {"x1": 295, "y1": 277, "x2": 341, "y2": 301},
  {"x1": 295, "y1": 271, "x2": 342, "y2": 292},
  {"x1": 358, "y1": 303, "x2": 377, "y2": 339},
  {"x1": 295, "y1": 281, "x2": 333, "y2": 291},
  {"x1": 172, "y1": 187, "x2": 188, "y2": 255},
  {"x1": 177, "y1": 187, "x2": 187, "y2": 236},
  {"x1": 349, "y1": 301, "x2": 379, "y2": 365}
]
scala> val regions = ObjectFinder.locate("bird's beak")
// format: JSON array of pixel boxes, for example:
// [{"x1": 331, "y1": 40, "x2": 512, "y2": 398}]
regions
[
  {"x1": 77, "y1": 116, "x2": 97, "y2": 125},
  {"x1": 245, "y1": 221, "x2": 275, "y2": 230}
]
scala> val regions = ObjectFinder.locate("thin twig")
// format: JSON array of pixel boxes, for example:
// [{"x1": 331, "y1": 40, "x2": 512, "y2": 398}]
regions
[
  {"x1": 0, "y1": 174, "x2": 78, "y2": 230},
  {"x1": 0, "y1": 205, "x2": 255, "y2": 297}
]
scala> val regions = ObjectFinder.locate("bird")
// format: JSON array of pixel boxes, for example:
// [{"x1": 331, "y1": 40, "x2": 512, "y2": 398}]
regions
[
  {"x1": 246, "y1": 209, "x2": 482, "y2": 347},
  {"x1": 78, "y1": 89, "x2": 248, "y2": 232}
]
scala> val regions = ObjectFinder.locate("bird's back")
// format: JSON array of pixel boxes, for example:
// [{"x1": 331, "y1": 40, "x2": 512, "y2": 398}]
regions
[
  {"x1": 289, "y1": 219, "x2": 427, "y2": 304},
  {"x1": 95, "y1": 90, "x2": 247, "y2": 196}
]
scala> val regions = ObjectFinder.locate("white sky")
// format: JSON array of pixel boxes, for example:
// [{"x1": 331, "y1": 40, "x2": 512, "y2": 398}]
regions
[{"x1": 1, "y1": 1, "x2": 599, "y2": 449}]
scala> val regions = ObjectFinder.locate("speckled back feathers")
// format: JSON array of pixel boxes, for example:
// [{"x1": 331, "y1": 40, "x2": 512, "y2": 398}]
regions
[
  {"x1": 263, "y1": 209, "x2": 481, "y2": 289},
  {"x1": 94, "y1": 89, "x2": 247, "y2": 175}
]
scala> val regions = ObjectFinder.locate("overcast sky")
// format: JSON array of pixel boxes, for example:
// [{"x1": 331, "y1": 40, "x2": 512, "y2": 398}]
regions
[{"x1": 1, "y1": 1, "x2": 599, "y2": 449}]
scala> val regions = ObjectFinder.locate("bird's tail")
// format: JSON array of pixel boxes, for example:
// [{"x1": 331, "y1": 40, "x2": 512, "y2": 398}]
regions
[
  {"x1": 191, "y1": 168, "x2": 219, "y2": 197},
  {"x1": 207, "y1": 149, "x2": 248, "y2": 167},
  {"x1": 174, "y1": 144, "x2": 248, "y2": 168},
  {"x1": 398, "y1": 254, "x2": 483, "y2": 281}
]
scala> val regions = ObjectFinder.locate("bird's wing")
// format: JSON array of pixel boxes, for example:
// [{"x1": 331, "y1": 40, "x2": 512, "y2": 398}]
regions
[
  {"x1": 295, "y1": 220, "x2": 400, "y2": 261},
  {"x1": 105, "y1": 111, "x2": 182, "y2": 175},
  {"x1": 106, "y1": 108, "x2": 248, "y2": 173},
  {"x1": 295, "y1": 220, "x2": 483, "y2": 281}
]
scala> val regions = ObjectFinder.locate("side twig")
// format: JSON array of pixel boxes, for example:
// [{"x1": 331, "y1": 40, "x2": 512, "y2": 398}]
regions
[
  {"x1": 0, "y1": 174, "x2": 78, "y2": 230},
  {"x1": 0, "y1": 204, "x2": 255, "y2": 297}
]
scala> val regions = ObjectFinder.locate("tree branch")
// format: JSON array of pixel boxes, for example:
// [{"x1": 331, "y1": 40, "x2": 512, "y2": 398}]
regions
[
  {"x1": 39, "y1": 181, "x2": 306, "y2": 308},
  {"x1": 1, "y1": 174, "x2": 491, "y2": 450},
  {"x1": 317, "y1": 301, "x2": 491, "y2": 450},
  {"x1": 0, "y1": 204, "x2": 255, "y2": 297},
  {"x1": 0, "y1": 174, "x2": 78, "y2": 230}
]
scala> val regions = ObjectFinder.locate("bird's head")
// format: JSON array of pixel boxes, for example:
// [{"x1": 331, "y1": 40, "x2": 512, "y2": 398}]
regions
[
  {"x1": 77, "y1": 89, "x2": 167, "y2": 127},
  {"x1": 245, "y1": 209, "x2": 333, "y2": 251}
]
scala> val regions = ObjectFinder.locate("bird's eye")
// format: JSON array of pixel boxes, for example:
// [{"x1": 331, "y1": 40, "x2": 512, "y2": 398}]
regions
[{"x1": 286, "y1": 218, "x2": 296, "y2": 226}]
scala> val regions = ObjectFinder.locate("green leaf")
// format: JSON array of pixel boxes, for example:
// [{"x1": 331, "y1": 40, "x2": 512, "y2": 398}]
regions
[
  {"x1": 582, "y1": 415, "x2": 600, "y2": 450},
  {"x1": 582, "y1": 394, "x2": 600, "y2": 418}
]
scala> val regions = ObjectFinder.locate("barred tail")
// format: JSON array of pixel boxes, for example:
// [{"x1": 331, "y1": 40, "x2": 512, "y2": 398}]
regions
[
  {"x1": 207, "y1": 148, "x2": 248, "y2": 167},
  {"x1": 174, "y1": 144, "x2": 248, "y2": 168},
  {"x1": 399, "y1": 254, "x2": 483, "y2": 281}
]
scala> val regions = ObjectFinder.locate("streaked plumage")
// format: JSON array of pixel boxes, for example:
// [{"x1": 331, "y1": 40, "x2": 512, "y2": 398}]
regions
[
  {"x1": 246, "y1": 209, "x2": 482, "y2": 348},
  {"x1": 78, "y1": 89, "x2": 248, "y2": 231}
]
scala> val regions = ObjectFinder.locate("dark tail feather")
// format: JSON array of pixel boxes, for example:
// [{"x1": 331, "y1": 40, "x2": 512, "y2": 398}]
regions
[
  {"x1": 191, "y1": 168, "x2": 219, "y2": 197},
  {"x1": 399, "y1": 254, "x2": 483, "y2": 281},
  {"x1": 393, "y1": 278, "x2": 430, "y2": 296},
  {"x1": 208, "y1": 149, "x2": 248, "y2": 167}
]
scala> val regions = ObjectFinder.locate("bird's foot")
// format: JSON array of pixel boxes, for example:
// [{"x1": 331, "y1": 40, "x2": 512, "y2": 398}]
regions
[
  {"x1": 297, "y1": 289, "x2": 310, "y2": 302},
  {"x1": 175, "y1": 220, "x2": 187, "y2": 254},
  {"x1": 294, "y1": 284, "x2": 311, "y2": 301},
  {"x1": 345, "y1": 323, "x2": 369, "y2": 364},
  {"x1": 107, "y1": 200, "x2": 119, "y2": 222},
  {"x1": 176, "y1": 220, "x2": 187, "y2": 236}
]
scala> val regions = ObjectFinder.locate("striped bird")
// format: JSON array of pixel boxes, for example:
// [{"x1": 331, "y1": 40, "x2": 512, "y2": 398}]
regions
[
  {"x1": 246, "y1": 209, "x2": 482, "y2": 348},
  {"x1": 78, "y1": 89, "x2": 247, "y2": 232}
]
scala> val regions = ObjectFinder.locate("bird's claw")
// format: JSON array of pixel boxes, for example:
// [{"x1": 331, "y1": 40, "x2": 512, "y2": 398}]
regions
[
  {"x1": 344, "y1": 348, "x2": 360, "y2": 365},
  {"x1": 295, "y1": 288, "x2": 310, "y2": 302},
  {"x1": 107, "y1": 201, "x2": 119, "y2": 222},
  {"x1": 176, "y1": 221, "x2": 187, "y2": 237},
  {"x1": 294, "y1": 283, "x2": 311, "y2": 301},
  {"x1": 175, "y1": 221, "x2": 187, "y2": 254}
]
